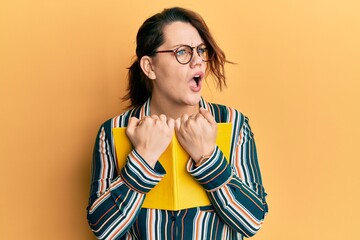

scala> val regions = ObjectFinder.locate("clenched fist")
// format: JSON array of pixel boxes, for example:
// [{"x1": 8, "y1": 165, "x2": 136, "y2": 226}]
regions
[
  {"x1": 175, "y1": 108, "x2": 217, "y2": 165},
  {"x1": 126, "y1": 114, "x2": 175, "y2": 167}
]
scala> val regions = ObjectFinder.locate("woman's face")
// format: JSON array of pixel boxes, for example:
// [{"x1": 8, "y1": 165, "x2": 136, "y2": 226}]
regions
[{"x1": 150, "y1": 21, "x2": 207, "y2": 109}]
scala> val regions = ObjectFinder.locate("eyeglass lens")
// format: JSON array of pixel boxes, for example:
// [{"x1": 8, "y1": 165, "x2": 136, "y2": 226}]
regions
[{"x1": 175, "y1": 45, "x2": 208, "y2": 64}]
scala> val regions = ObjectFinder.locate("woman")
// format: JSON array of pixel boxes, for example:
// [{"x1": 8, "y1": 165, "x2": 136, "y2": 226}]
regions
[{"x1": 87, "y1": 7, "x2": 268, "y2": 240}]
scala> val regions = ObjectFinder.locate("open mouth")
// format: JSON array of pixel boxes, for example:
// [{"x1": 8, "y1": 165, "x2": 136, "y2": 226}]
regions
[{"x1": 193, "y1": 75, "x2": 201, "y2": 86}]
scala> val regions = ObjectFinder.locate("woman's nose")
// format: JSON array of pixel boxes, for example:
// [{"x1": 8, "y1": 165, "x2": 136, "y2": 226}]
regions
[{"x1": 190, "y1": 50, "x2": 203, "y2": 68}]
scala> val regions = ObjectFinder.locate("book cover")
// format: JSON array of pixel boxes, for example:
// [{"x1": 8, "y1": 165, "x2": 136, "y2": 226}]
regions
[{"x1": 112, "y1": 123, "x2": 232, "y2": 210}]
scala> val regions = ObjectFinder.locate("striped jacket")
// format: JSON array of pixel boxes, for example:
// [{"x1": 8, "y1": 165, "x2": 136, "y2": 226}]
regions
[{"x1": 87, "y1": 97, "x2": 268, "y2": 240}]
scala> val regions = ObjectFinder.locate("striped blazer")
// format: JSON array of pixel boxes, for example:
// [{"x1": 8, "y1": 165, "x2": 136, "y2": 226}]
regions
[{"x1": 87, "y1": 97, "x2": 268, "y2": 240}]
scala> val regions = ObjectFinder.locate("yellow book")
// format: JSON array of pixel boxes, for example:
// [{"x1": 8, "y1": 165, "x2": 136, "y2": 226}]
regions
[{"x1": 112, "y1": 123, "x2": 232, "y2": 211}]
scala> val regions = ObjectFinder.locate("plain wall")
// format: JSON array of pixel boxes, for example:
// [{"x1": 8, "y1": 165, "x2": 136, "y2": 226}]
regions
[{"x1": 1, "y1": 0, "x2": 359, "y2": 239}]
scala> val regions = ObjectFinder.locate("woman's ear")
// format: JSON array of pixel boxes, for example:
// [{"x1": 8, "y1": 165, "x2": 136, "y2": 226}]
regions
[{"x1": 140, "y1": 56, "x2": 156, "y2": 80}]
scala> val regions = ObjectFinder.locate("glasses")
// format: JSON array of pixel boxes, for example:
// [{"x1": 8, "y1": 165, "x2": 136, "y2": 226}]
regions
[{"x1": 155, "y1": 44, "x2": 209, "y2": 65}]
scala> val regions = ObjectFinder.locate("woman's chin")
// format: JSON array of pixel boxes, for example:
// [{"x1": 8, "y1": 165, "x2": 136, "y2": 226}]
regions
[{"x1": 183, "y1": 94, "x2": 202, "y2": 106}]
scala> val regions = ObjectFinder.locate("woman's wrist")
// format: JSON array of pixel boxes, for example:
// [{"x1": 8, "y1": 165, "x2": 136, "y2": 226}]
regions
[
  {"x1": 194, "y1": 154, "x2": 211, "y2": 167},
  {"x1": 134, "y1": 147, "x2": 158, "y2": 168},
  {"x1": 193, "y1": 146, "x2": 216, "y2": 167}
]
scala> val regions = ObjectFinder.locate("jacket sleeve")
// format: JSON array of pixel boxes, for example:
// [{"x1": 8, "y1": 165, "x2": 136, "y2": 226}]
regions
[
  {"x1": 86, "y1": 125, "x2": 165, "y2": 240},
  {"x1": 188, "y1": 116, "x2": 268, "y2": 237}
]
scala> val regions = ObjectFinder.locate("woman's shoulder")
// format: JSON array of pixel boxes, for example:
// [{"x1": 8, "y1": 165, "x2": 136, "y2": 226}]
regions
[
  {"x1": 100, "y1": 106, "x2": 142, "y2": 129},
  {"x1": 207, "y1": 102, "x2": 256, "y2": 141},
  {"x1": 207, "y1": 101, "x2": 246, "y2": 125}
]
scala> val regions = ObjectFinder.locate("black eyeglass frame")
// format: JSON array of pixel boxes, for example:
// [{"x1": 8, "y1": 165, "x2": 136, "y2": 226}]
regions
[{"x1": 154, "y1": 44, "x2": 209, "y2": 65}]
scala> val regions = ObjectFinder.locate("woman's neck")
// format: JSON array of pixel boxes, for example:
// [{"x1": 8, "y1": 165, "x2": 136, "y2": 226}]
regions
[{"x1": 150, "y1": 98, "x2": 200, "y2": 119}]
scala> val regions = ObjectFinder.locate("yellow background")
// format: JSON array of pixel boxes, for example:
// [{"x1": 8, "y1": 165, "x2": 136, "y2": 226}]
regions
[{"x1": 1, "y1": 0, "x2": 359, "y2": 239}]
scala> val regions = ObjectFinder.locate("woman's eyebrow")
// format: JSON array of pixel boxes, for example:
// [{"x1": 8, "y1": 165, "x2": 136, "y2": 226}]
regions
[{"x1": 168, "y1": 42, "x2": 206, "y2": 49}]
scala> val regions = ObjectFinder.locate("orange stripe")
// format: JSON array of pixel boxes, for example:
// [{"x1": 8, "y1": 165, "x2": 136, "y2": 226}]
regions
[
  {"x1": 113, "y1": 115, "x2": 120, "y2": 127},
  {"x1": 201, "y1": 157, "x2": 228, "y2": 185},
  {"x1": 223, "y1": 186, "x2": 262, "y2": 227},
  {"x1": 195, "y1": 211, "x2": 203, "y2": 239},
  {"x1": 89, "y1": 206, "x2": 114, "y2": 227},
  {"x1": 235, "y1": 146, "x2": 244, "y2": 180},
  {"x1": 108, "y1": 196, "x2": 143, "y2": 239},
  {"x1": 129, "y1": 151, "x2": 162, "y2": 180},
  {"x1": 228, "y1": 107, "x2": 233, "y2": 123},
  {"x1": 120, "y1": 171, "x2": 147, "y2": 194},
  {"x1": 227, "y1": 182, "x2": 265, "y2": 211},
  {"x1": 180, "y1": 209, "x2": 187, "y2": 240},
  {"x1": 89, "y1": 178, "x2": 123, "y2": 212}
]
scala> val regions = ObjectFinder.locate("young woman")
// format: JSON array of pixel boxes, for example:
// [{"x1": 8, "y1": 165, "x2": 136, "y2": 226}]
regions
[{"x1": 87, "y1": 7, "x2": 268, "y2": 240}]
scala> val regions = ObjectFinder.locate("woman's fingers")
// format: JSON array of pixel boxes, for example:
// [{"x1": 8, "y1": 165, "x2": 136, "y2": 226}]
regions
[
  {"x1": 173, "y1": 110, "x2": 217, "y2": 161},
  {"x1": 200, "y1": 107, "x2": 216, "y2": 125},
  {"x1": 126, "y1": 117, "x2": 140, "y2": 135},
  {"x1": 167, "y1": 117, "x2": 175, "y2": 130},
  {"x1": 126, "y1": 114, "x2": 176, "y2": 167}
]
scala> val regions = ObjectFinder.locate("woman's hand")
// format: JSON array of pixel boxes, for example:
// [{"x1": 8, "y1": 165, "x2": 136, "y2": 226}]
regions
[
  {"x1": 175, "y1": 108, "x2": 217, "y2": 164},
  {"x1": 126, "y1": 114, "x2": 175, "y2": 168}
]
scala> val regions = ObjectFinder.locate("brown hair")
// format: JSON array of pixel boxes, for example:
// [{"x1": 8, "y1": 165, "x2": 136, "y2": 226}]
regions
[{"x1": 123, "y1": 7, "x2": 229, "y2": 108}]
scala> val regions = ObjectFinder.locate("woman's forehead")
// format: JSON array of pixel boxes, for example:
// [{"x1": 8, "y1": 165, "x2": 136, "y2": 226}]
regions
[{"x1": 162, "y1": 21, "x2": 203, "y2": 48}]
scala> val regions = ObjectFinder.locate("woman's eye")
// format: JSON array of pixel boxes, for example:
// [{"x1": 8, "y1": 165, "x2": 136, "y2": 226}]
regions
[
  {"x1": 198, "y1": 47, "x2": 207, "y2": 54},
  {"x1": 176, "y1": 49, "x2": 187, "y2": 56}
]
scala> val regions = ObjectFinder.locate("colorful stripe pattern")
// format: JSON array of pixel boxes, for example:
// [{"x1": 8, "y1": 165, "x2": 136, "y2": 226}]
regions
[{"x1": 87, "y1": 97, "x2": 268, "y2": 239}]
